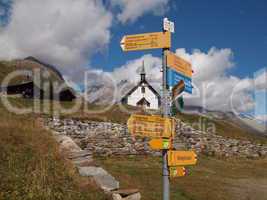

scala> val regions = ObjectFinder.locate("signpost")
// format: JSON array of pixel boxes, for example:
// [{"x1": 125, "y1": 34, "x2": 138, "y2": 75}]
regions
[
  {"x1": 122, "y1": 18, "x2": 197, "y2": 200},
  {"x1": 149, "y1": 139, "x2": 172, "y2": 150},
  {"x1": 166, "y1": 51, "x2": 192, "y2": 78},
  {"x1": 169, "y1": 167, "x2": 186, "y2": 178},
  {"x1": 168, "y1": 151, "x2": 197, "y2": 166},
  {"x1": 127, "y1": 114, "x2": 175, "y2": 138},
  {"x1": 163, "y1": 18, "x2": 175, "y2": 33},
  {"x1": 166, "y1": 50, "x2": 193, "y2": 94},
  {"x1": 120, "y1": 31, "x2": 171, "y2": 51},
  {"x1": 172, "y1": 80, "x2": 185, "y2": 100},
  {"x1": 167, "y1": 68, "x2": 193, "y2": 94}
]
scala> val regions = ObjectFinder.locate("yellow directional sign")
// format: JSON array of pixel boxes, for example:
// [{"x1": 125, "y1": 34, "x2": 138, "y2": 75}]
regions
[
  {"x1": 127, "y1": 114, "x2": 175, "y2": 138},
  {"x1": 149, "y1": 139, "x2": 172, "y2": 150},
  {"x1": 120, "y1": 31, "x2": 171, "y2": 52},
  {"x1": 166, "y1": 51, "x2": 192, "y2": 78},
  {"x1": 172, "y1": 80, "x2": 185, "y2": 99},
  {"x1": 168, "y1": 151, "x2": 197, "y2": 166},
  {"x1": 169, "y1": 166, "x2": 186, "y2": 178}
]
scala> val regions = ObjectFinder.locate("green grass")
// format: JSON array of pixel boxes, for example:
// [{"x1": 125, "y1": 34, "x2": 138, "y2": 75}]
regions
[
  {"x1": 96, "y1": 155, "x2": 267, "y2": 200},
  {"x1": 0, "y1": 99, "x2": 106, "y2": 200}
]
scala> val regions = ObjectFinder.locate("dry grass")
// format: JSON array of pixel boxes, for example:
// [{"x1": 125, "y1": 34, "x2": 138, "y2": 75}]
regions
[
  {"x1": 96, "y1": 155, "x2": 267, "y2": 200},
  {"x1": 0, "y1": 100, "x2": 105, "y2": 200}
]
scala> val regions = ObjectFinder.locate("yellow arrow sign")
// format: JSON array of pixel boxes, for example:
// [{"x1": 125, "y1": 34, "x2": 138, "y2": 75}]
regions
[
  {"x1": 169, "y1": 166, "x2": 186, "y2": 178},
  {"x1": 120, "y1": 31, "x2": 171, "y2": 52},
  {"x1": 166, "y1": 51, "x2": 192, "y2": 78},
  {"x1": 149, "y1": 139, "x2": 171, "y2": 150},
  {"x1": 172, "y1": 80, "x2": 185, "y2": 100},
  {"x1": 168, "y1": 151, "x2": 197, "y2": 166},
  {"x1": 127, "y1": 114, "x2": 175, "y2": 138}
]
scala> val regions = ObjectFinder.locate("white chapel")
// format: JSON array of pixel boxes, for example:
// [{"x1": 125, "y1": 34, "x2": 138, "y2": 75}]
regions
[{"x1": 121, "y1": 62, "x2": 161, "y2": 110}]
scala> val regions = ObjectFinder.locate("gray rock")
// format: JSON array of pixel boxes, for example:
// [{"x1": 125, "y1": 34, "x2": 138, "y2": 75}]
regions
[
  {"x1": 94, "y1": 174, "x2": 119, "y2": 192},
  {"x1": 124, "y1": 193, "x2": 141, "y2": 200},
  {"x1": 112, "y1": 193, "x2": 122, "y2": 200},
  {"x1": 78, "y1": 166, "x2": 108, "y2": 177}
]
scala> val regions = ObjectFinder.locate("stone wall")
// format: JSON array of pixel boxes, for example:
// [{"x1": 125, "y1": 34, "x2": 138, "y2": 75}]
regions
[{"x1": 45, "y1": 118, "x2": 267, "y2": 159}]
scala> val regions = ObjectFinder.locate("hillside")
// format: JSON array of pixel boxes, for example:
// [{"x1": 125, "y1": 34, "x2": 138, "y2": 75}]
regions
[
  {"x1": 0, "y1": 97, "x2": 267, "y2": 200},
  {"x1": 0, "y1": 99, "x2": 105, "y2": 200},
  {"x1": 0, "y1": 57, "x2": 64, "y2": 86}
]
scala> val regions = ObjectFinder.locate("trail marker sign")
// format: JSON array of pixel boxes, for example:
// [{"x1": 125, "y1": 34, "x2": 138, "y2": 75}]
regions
[
  {"x1": 168, "y1": 151, "x2": 197, "y2": 166},
  {"x1": 127, "y1": 114, "x2": 175, "y2": 138},
  {"x1": 163, "y1": 18, "x2": 175, "y2": 33},
  {"x1": 167, "y1": 69, "x2": 193, "y2": 94},
  {"x1": 172, "y1": 80, "x2": 185, "y2": 100},
  {"x1": 166, "y1": 51, "x2": 192, "y2": 78},
  {"x1": 120, "y1": 31, "x2": 171, "y2": 52},
  {"x1": 149, "y1": 139, "x2": 171, "y2": 150},
  {"x1": 169, "y1": 166, "x2": 186, "y2": 178}
]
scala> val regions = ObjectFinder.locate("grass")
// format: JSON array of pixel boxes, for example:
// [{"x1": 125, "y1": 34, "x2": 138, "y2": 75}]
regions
[
  {"x1": 0, "y1": 99, "x2": 106, "y2": 200},
  {"x1": 1, "y1": 97, "x2": 267, "y2": 200},
  {"x1": 96, "y1": 155, "x2": 267, "y2": 200}
]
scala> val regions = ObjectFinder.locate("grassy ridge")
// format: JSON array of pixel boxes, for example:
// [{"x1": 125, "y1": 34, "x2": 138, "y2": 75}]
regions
[{"x1": 0, "y1": 100, "x2": 105, "y2": 200}]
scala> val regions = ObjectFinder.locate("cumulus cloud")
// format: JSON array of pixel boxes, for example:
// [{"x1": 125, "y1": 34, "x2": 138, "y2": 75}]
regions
[
  {"x1": 254, "y1": 68, "x2": 267, "y2": 90},
  {"x1": 107, "y1": 48, "x2": 259, "y2": 112},
  {"x1": 111, "y1": 0, "x2": 169, "y2": 23},
  {"x1": 0, "y1": 0, "x2": 112, "y2": 72},
  {"x1": 173, "y1": 48, "x2": 255, "y2": 112}
]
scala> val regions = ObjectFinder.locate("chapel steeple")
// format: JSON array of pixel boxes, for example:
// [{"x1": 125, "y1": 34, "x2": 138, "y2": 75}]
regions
[{"x1": 140, "y1": 61, "x2": 146, "y2": 82}]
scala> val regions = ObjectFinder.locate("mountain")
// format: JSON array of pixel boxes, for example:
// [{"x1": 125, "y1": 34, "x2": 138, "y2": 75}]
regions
[{"x1": 183, "y1": 105, "x2": 267, "y2": 136}]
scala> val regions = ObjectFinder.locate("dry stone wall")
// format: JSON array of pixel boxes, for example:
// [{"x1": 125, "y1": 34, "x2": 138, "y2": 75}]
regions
[{"x1": 45, "y1": 118, "x2": 267, "y2": 159}]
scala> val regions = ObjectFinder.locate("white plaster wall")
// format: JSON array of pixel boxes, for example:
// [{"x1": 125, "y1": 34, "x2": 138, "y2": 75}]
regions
[{"x1": 127, "y1": 86, "x2": 159, "y2": 109}]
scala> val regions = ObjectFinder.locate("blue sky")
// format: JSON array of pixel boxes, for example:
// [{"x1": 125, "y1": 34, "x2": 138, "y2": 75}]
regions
[
  {"x1": 92, "y1": 0, "x2": 267, "y2": 79},
  {"x1": 0, "y1": 0, "x2": 266, "y2": 116}
]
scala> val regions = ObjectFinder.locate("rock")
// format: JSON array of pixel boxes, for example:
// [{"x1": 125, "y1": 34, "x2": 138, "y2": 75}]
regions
[
  {"x1": 113, "y1": 189, "x2": 139, "y2": 197},
  {"x1": 58, "y1": 136, "x2": 81, "y2": 152},
  {"x1": 45, "y1": 117, "x2": 267, "y2": 159},
  {"x1": 67, "y1": 150, "x2": 92, "y2": 159},
  {"x1": 124, "y1": 192, "x2": 141, "y2": 200},
  {"x1": 112, "y1": 193, "x2": 122, "y2": 200},
  {"x1": 78, "y1": 166, "x2": 108, "y2": 177},
  {"x1": 78, "y1": 167, "x2": 119, "y2": 192},
  {"x1": 94, "y1": 173, "x2": 120, "y2": 192},
  {"x1": 72, "y1": 156, "x2": 94, "y2": 166}
]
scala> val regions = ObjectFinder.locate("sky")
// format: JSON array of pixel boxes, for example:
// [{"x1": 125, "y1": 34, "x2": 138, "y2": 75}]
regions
[{"x1": 0, "y1": 0, "x2": 266, "y2": 120}]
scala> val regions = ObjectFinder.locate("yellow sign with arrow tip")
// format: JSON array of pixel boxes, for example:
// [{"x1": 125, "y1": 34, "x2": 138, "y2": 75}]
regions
[
  {"x1": 120, "y1": 31, "x2": 171, "y2": 52},
  {"x1": 166, "y1": 51, "x2": 192, "y2": 78},
  {"x1": 127, "y1": 114, "x2": 175, "y2": 138},
  {"x1": 169, "y1": 166, "x2": 186, "y2": 178},
  {"x1": 149, "y1": 139, "x2": 172, "y2": 150},
  {"x1": 172, "y1": 80, "x2": 185, "y2": 100},
  {"x1": 168, "y1": 151, "x2": 197, "y2": 166}
]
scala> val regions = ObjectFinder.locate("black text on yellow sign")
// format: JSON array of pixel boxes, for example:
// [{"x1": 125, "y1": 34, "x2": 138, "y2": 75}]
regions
[
  {"x1": 120, "y1": 31, "x2": 171, "y2": 52},
  {"x1": 168, "y1": 150, "x2": 197, "y2": 166},
  {"x1": 127, "y1": 114, "x2": 176, "y2": 138}
]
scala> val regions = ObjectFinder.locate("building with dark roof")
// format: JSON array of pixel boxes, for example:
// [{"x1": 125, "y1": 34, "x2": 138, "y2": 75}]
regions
[{"x1": 121, "y1": 62, "x2": 161, "y2": 109}]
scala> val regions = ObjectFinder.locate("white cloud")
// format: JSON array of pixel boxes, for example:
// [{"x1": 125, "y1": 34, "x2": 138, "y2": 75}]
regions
[
  {"x1": 0, "y1": 0, "x2": 112, "y2": 71},
  {"x1": 111, "y1": 0, "x2": 169, "y2": 24},
  {"x1": 254, "y1": 68, "x2": 267, "y2": 90},
  {"x1": 107, "y1": 48, "x2": 258, "y2": 112},
  {"x1": 174, "y1": 48, "x2": 256, "y2": 112}
]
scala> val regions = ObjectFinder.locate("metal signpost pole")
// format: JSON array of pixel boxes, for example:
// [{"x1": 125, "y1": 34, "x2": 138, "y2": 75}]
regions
[{"x1": 162, "y1": 43, "x2": 170, "y2": 200}]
